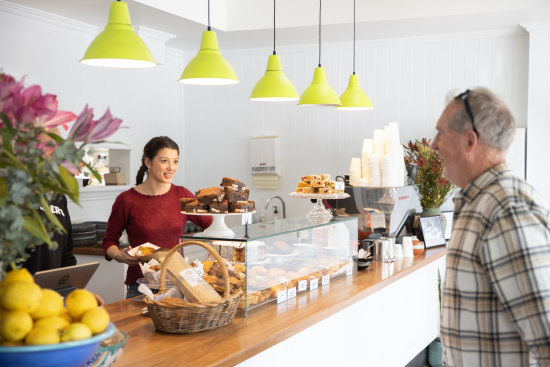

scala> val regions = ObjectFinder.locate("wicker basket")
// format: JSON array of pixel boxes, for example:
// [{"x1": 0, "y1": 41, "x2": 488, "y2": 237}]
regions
[{"x1": 143, "y1": 240, "x2": 242, "y2": 334}]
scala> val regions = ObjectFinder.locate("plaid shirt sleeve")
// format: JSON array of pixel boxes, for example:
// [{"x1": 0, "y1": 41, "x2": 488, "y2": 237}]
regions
[{"x1": 480, "y1": 203, "x2": 550, "y2": 364}]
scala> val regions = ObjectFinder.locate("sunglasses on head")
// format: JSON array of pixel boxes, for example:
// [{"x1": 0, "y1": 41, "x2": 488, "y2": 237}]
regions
[{"x1": 454, "y1": 89, "x2": 478, "y2": 137}]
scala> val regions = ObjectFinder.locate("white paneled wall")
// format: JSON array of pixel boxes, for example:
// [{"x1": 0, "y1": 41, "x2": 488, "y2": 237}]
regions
[
  {"x1": 183, "y1": 30, "x2": 529, "y2": 220},
  {"x1": 0, "y1": 3, "x2": 186, "y2": 221},
  {"x1": 0, "y1": 1, "x2": 536, "y2": 222}
]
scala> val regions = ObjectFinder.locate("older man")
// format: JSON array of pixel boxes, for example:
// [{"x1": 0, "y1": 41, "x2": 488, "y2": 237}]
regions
[{"x1": 432, "y1": 87, "x2": 550, "y2": 366}]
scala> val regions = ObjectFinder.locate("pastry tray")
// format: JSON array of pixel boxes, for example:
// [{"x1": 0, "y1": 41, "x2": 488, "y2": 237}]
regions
[{"x1": 289, "y1": 192, "x2": 350, "y2": 200}]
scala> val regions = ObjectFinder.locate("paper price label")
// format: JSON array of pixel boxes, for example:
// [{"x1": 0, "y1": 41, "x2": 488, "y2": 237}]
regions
[
  {"x1": 298, "y1": 280, "x2": 308, "y2": 292},
  {"x1": 277, "y1": 289, "x2": 288, "y2": 304},
  {"x1": 241, "y1": 212, "x2": 252, "y2": 225},
  {"x1": 346, "y1": 266, "x2": 353, "y2": 277},
  {"x1": 310, "y1": 279, "x2": 319, "y2": 291},
  {"x1": 287, "y1": 287, "x2": 296, "y2": 299},
  {"x1": 322, "y1": 274, "x2": 330, "y2": 286},
  {"x1": 335, "y1": 181, "x2": 345, "y2": 191}
]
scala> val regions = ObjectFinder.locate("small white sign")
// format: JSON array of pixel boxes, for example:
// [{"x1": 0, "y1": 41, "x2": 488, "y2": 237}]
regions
[
  {"x1": 298, "y1": 280, "x2": 308, "y2": 292},
  {"x1": 310, "y1": 279, "x2": 318, "y2": 291},
  {"x1": 335, "y1": 181, "x2": 345, "y2": 191},
  {"x1": 277, "y1": 289, "x2": 288, "y2": 304},
  {"x1": 287, "y1": 287, "x2": 296, "y2": 299},
  {"x1": 346, "y1": 266, "x2": 353, "y2": 277},
  {"x1": 241, "y1": 212, "x2": 253, "y2": 225},
  {"x1": 322, "y1": 274, "x2": 330, "y2": 286}
]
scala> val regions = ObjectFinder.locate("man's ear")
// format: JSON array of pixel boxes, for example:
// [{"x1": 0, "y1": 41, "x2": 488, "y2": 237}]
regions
[{"x1": 465, "y1": 130, "x2": 478, "y2": 153}]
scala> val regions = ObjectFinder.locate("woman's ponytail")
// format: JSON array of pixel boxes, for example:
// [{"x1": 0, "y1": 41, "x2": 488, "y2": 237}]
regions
[{"x1": 135, "y1": 163, "x2": 147, "y2": 185}]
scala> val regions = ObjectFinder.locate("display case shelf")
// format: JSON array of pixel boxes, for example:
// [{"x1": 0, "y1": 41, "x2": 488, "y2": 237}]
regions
[{"x1": 181, "y1": 216, "x2": 358, "y2": 316}]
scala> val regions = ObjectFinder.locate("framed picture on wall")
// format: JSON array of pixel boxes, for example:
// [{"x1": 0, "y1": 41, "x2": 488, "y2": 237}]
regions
[{"x1": 419, "y1": 215, "x2": 446, "y2": 248}]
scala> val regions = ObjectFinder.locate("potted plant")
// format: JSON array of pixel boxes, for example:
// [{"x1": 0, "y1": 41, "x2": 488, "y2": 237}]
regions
[
  {"x1": 0, "y1": 71, "x2": 124, "y2": 275},
  {"x1": 404, "y1": 138, "x2": 455, "y2": 217}
]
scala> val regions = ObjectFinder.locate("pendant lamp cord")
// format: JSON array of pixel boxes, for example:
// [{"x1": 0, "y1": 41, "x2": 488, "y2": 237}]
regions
[
  {"x1": 207, "y1": 0, "x2": 211, "y2": 31},
  {"x1": 318, "y1": 0, "x2": 322, "y2": 67},
  {"x1": 273, "y1": 0, "x2": 276, "y2": 55},
  {"x1": 353, "y1": 0, "x2": 356, "y2": 75}
]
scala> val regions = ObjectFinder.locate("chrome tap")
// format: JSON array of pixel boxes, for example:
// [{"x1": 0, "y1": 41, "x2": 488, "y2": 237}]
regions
[{"x1": 265, "y1": 195, "x2": 286, "y2": 219}]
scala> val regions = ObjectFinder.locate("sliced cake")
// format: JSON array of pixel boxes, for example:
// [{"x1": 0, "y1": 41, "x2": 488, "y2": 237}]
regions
[{"x1": 196, "y1": 186, "x2": 225, "y2": 205}]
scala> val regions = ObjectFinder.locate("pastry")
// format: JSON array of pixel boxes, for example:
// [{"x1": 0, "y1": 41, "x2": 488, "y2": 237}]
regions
[
  {"x1": 224, "y1": 186, "x2": 248, "y2": 202},
  {"x1": 297, "y1": 181, "x2": 310, "y2": 188},
  {"x1": 137, "y1": 246, "x2": 155, "y2": 256},
  {"x1": 195, "y1": 186, "x2": 225, "y2": 204},
  {"x1": 234, "y1": 263, "x2": 246, "y2": 273},
  {"x1": 220, "y1": 177, "x2": 246, "y2": 190},
  {"x1": 185, "y1": 200, "x2": 209, "y2": 213},
  {"x1": 210, "y1": 200, "x2": 229, "y2": 214},
  {"x1": 320, "y1": 174, "x2": 331, "y2": 181},
  {"x1": 269, "y1": 284, "x2": 286, "y2": 298},
  {"x1": 310, "y1": 180, "x2": 325, "y2": 188},
  {"x1": 202, "y1": 260, "x2": 214, "y2": 274},
  {"x1": 229, "y1": 200, "x2": 255, "y2": 213},
  {"x1": 179, "y1": 197, "x2": 195, "y2": 211},
  {"x1": 249, "y1": 265, "x2": 267, "y2": 277}
]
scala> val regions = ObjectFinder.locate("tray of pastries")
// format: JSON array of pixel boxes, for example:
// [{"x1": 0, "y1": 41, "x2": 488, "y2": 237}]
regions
[{"x1": 291, "y1": 174, "x2": 349, "y2": 199}]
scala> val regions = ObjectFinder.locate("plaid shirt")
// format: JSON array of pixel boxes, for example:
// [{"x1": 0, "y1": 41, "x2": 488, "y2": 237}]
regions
[{"x1": 441, "y1": 163, "x2": 550, "y2": 367}]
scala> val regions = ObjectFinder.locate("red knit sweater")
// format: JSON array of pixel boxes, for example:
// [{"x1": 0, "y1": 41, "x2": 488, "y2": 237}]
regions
[{"x1": 101, "y1": 184, "x2": 212, "y2": 286}]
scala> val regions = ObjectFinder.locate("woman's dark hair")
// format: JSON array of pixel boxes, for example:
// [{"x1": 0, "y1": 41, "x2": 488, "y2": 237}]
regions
[{"x1": 135, "y1": 136, "x2": 180, "y2": 185}]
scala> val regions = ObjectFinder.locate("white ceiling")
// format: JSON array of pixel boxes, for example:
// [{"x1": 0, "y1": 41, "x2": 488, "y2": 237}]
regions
[{"x1": 5, "y1": 0, "x2": 550, "y2": 50}]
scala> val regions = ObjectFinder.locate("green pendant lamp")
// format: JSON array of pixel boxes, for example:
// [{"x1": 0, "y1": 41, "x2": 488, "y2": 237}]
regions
[
  {"x1": 335, "y1": 0, "x2": 373, "y2": 110},
  {"x1": 178, "y1": 0, "x2": 238, "y2": 85},
  {"x1": 299, "y1": 0, "x2": 340, "y2": 107},
  {"x1": 250, "y1": 0, "x2": 298, "y2": 101},
  {"x1": 81, "y1": 0, "x2": 157, "y2": 68}
]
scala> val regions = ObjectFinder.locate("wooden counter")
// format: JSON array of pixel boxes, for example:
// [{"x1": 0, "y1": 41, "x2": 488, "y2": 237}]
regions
[{"x1": 105, "y1": 247, "x2": 446, "y2": 367}]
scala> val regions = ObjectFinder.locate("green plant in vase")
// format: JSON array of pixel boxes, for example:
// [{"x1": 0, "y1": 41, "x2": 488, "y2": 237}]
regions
[
  {"x1": 404, "y1": 138, "x2": 455, "y2": 215},
  {"x1": 0, "y1": 71, "x2": 124, "y2": 275}
]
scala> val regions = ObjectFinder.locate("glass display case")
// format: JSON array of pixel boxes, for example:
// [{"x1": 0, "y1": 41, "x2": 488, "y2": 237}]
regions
[{"x1": 181, "y1": 216, "x2": 358, "y2": 316}]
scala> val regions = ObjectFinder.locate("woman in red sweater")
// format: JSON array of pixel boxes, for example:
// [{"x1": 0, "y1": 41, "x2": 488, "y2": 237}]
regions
[{"x1": 102, "y1": 136, "x2": 212, "y2": 298}]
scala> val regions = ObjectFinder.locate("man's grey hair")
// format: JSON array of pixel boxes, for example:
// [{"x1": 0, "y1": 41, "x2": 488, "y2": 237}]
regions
[{"x1": 445, "y1": 87, "x2": 516, "y2": 153}]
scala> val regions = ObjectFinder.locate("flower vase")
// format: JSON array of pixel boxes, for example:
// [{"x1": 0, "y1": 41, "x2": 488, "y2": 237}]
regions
[
  {"x1": 420, "y1": 207, "x2": 441, "y2": 218},
  {"x1": 428, "y1": 337, "x2": 443, "y2": 367}
]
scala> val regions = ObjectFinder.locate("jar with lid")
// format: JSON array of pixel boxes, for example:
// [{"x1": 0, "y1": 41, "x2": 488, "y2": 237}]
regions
[{"x1": 412, "y1": 236, "x2": 425, "y2": 256}]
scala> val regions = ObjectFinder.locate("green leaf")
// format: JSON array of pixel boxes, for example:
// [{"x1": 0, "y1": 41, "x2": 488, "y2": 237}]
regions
[
  {"x1": 0, "y1": 177, "x2": 7, "y2": 207},
  {"x1": 58, "y1": 165, "x2": 79, "y2": 204},
  {"x1": 22, "y1": 214, "x2": 52, "y2": 247},
  {"x1": 40, "y1": 196, "x2": 66, "y2": 235},
  {"x1": 84, "y1": 161, "x2": 102, "y2": 183},
  {"x1": 3, "y1": 150, "x2": 26, "y2": 170}
]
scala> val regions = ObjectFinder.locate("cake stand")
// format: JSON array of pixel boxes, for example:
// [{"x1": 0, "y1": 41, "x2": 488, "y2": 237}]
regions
[
  {"x1": 289, "y1": 192, "x2": 350, "y2": 224},
  {"x1": 181, "y1": 211, "x2": 255, "y2": 238}
]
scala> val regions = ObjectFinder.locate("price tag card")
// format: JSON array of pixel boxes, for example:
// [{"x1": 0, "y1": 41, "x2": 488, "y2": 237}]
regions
[
  {"x1": 346, "y1": 266, "x2": 353, "y2": 277},
  {"x1": 287, "y1": 287, "x2": 296, "y2": 299},
  {"x1": 241, "y1": 212, "x2": 252, "y2": 225},
  {"x1": 277, "y1": 289, "x2": 288, "y2": 304},
  {"x1": 298, "y1": 280, "x2": 308, "y2": 292},
  {"x1": 310, "y1": 278, "x2": 319, "y2": 291},
  {"x1": 321, "y1": 274, "x2": 330, "y2": 286},
  {"x1": 335, "y1": 181, "x2": 345, "y2": 191}
]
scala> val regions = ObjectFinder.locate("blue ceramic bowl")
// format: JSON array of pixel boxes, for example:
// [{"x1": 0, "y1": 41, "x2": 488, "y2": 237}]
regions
[
  {"x1": 0, "y1": 323, "x2": 115, "y2": 367},
  {"x1": 83, "y1": 329, "x2": 128, "y2": 367}
]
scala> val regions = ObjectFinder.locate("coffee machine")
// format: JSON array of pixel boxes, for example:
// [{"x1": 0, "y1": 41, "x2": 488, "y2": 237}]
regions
[{"x1": 325, "y1": 185, "x2": 421, "y2": 241}]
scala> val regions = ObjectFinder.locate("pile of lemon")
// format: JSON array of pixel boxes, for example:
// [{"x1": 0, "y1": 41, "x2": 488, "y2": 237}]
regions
[{"x1": 0, "y1": 268, "x2": 110, "y2": 346}]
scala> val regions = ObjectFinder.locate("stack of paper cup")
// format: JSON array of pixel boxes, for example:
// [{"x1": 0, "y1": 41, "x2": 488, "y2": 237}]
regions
[
  {"x1": 373, "y1": 129, "x2": 385, "y2": 156},
  {"x1": 361, "y1": 138, "x2": 373, "y2": 183},
  {"x1": 349, "y1": 157, "x2": 362, "y2": 186},
  {"x1": 380, "y1": 154, "x2": 397, "y2": 187},
  {"x1": 402, "y1": 236, "x2": 414, "y2": 257},
  {"x1": 368, "y1": 155, "x2": 381, "y2": 187}
]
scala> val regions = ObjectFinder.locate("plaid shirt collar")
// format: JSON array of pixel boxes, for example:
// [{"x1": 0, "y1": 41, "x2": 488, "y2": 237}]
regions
[{"x1": 453, "y1": 163, "x2": 511, "y2": 213}]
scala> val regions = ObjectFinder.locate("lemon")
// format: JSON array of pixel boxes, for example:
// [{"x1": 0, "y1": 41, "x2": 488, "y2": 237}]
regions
[
  {"x1": 59, "y1": 309, "x2": 72, "y2": 324},
  {"x1": 0, "y1": 310, "x2": 33, "y2": 341},
  {"x1": 31, "y1": 289, "x2": 64, "y2": 319},
  {"x1": 2, "y1": 340, "x2": 24, "y2": 346},
  {"x1": 25, "y1": 325, "x2": 60, "y2": 345},
  {"x1": 0, "y1": 281, "x2": 42, "y2": 313},
  {"x1": 34, "y1": 315, "x2": 70, "y2": 331},
  {"x1": 2, "y1": 268, "x2": 34, "y2": 284},
  {"x1": 81, "y1": 307, "x2": 109, "y2": 334},
  {"x1": 65, "y1": 289, "x2": 97, "y2": 320},
  {"x1": 60, "y1": 323, "x2": 91, "y2": 342}
]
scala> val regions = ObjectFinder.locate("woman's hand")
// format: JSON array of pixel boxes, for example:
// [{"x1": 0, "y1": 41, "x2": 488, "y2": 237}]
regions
[{"x1": 115, "y1": 246, "x2": 140, "y2": 266}]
